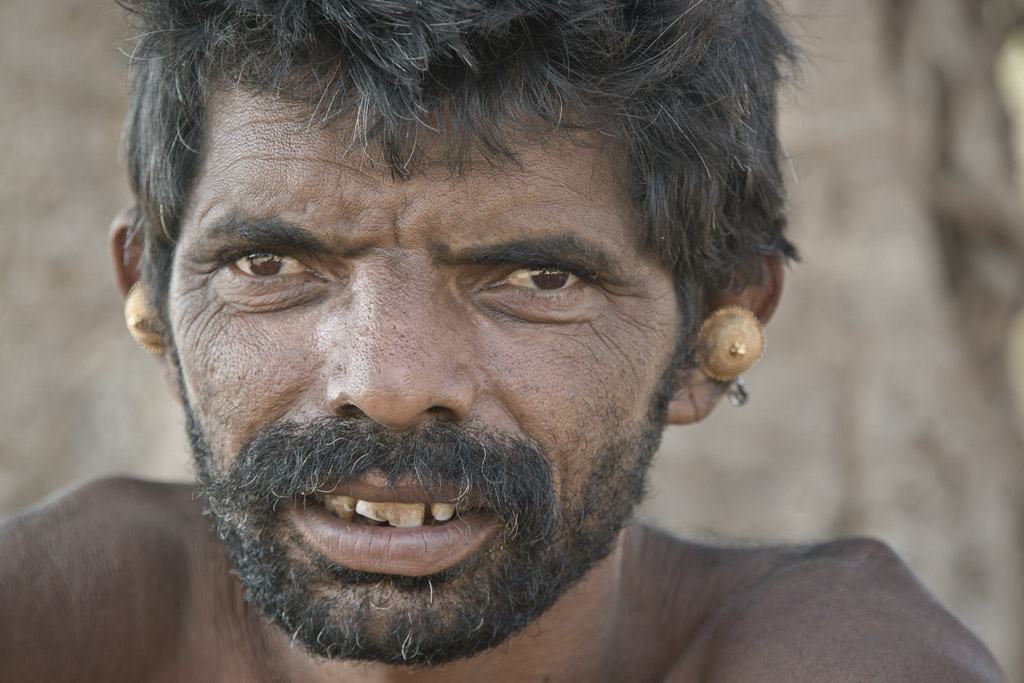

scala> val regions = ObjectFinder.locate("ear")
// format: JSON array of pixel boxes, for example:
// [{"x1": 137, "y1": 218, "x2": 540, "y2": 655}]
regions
[
  {"x1": 109, "y1": 207, "x2": 185, "y2": 405},
  {"x1": 110, "y1": 206, "x2": 143, "y2": 296},
  {"x1": 665, "y1": 254, "x2": 785, "y2": 425}
]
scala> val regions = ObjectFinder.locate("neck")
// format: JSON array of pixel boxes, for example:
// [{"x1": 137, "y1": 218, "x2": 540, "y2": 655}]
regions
[{"x1": 268, "y1": 529, "x2": 631, "y2": 683}]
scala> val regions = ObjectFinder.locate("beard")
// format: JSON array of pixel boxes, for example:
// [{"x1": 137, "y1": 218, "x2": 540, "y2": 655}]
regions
[{"x1": 186, "y1": 377, "x2": 673, "y2": 666}]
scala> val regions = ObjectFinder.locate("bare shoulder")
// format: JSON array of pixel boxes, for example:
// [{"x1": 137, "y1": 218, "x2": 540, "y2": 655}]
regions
[
  {"x1": 0, "y1": 477, "x2": 211, "y2": 682},
  {"x1": 668, "y1": 537, "x2": 1004, "y2": 682}
]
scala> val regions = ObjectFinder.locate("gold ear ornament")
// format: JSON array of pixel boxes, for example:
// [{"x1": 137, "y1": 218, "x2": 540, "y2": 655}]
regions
[
  {"x1": 124, "y1": 282, "x2": 166, "y2": 354},
  {"x1": 695, "y1": 305, "x2": 765, "y2": 383}
]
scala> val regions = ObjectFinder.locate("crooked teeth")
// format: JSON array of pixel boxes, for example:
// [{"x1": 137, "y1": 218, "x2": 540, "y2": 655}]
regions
[
  {"x1": 323, "y1": 495, "x2": 461, "y2": 527},
  {"x1": 430, "y1": 502, "x2": 455, "y2": 521},
  {"x1": 355, "y1": 500, "x2": 425, "y2": 528},
  {"x1": 323, "y1": 494, "x2": 356, "y2": 521}
]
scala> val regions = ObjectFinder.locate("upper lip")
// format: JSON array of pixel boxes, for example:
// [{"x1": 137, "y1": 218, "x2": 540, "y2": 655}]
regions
[{"x1": 309, "y1": 472, "x2": 485, "y2": 508}]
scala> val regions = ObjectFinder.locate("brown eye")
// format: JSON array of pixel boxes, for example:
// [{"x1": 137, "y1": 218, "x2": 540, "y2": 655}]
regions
[
  {"x1": 506, "y1": 268, "x2": 579, "y2": 291},
  {"x1": 234, "y1": 253, "x2": 304, "y2": 277},
  {"x1": 530, "y1": 270, "x2": 570, "y2": 289}
]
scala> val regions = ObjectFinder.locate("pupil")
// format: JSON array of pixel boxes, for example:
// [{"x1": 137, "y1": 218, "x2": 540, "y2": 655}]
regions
[
  {"x1": 531, "y1": 271, "x2": 569, "y2": 290},
  {"x1": 248, "y1": 254, "x2": 281, "y2": 276}
]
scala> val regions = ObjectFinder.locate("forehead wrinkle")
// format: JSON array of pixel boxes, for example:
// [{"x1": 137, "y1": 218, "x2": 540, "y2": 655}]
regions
[
  {"x1": 192, "y1": 144, "x2": 405, "y2": 236},
  {"x1": 204, "y1": 99, "x2": 367, "y2": 189},
  {"x1": 209, "y1": 89, "x2": 615, "y2": 184},
  {"x1": 194, "y1": 92, "x2": 642, "y2": 261},
  {"x1": 210, "y1": 88, "x2": 619, "y2": 192}
]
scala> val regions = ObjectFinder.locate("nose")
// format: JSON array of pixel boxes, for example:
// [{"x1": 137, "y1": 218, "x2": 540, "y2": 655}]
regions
[{"x1": 323, "y1": 261, "x2": 478, "y2": 430}]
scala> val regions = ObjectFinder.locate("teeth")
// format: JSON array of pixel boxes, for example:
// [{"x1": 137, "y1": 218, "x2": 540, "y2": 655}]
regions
[
  {"x1": 323, "y1": 494, "x2": 356, "y2": 521},
  {"x1": 355, "y1": 500, "x2": 426, "y2": 528},
  {"x1": 384, "y1": 502, "x2": 427, "y2": 528},
  {"x1": 430, "y1": 502, "x2": 455, "y2": 522},
  {"x1": 353, "y1": 499, "x2": 388, "y2": 522},
  {"x1": 324, "y1": 495, "x2": 460, "y2": 527}
]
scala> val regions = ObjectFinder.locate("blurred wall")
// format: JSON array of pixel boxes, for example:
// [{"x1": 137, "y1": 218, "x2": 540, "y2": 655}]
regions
[
  {"x1": 645, "y1": 2, "x2": 1024, "y2": 678},
  {"x1": 1, "y1": 0, "x2": 1021, "y2": 679},
  {"x1": 0, "y1": 0, "x2": 188, "y2": 511}
]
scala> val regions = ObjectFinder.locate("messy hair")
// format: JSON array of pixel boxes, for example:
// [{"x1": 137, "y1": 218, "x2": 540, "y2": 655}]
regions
[{"x1": 120, "y1": 0, "x2": 797, "y2": 343}]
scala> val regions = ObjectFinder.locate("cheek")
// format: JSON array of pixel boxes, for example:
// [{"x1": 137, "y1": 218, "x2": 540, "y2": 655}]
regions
[
  {"x1": 171, "y1": 284, "x2": 320, "y2": 457},
  {"x1": 478, "y1": 308, "x2": 676, "y2": 478}
]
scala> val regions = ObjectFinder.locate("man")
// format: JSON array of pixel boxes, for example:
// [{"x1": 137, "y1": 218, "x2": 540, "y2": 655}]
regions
[{"x1": 0, "y1": 0, "x2": 1003, "y2": 681}]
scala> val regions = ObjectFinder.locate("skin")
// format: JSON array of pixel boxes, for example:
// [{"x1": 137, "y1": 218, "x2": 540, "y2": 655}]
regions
[{"x1": 0, "y1": 90, "x2": 1004, "y2": 682}]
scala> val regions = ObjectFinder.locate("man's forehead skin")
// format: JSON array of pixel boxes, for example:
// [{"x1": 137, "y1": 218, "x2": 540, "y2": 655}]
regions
[{"x1": 181, "y1": 89, "x2": 650, "y2": 278}]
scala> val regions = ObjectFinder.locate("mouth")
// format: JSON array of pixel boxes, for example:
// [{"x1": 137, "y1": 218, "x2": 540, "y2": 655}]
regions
[
  {"x1": 317, "y1": 494, "x2": 465, "y2": 528},
  {"x1": 288, "y1": 481, "x2": 497, "y2": 577}
]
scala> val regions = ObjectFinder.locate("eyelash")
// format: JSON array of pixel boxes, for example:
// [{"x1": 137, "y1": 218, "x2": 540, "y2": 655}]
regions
[
  {"x1": 219, "y1": 248, "x2": 273, "y2": 267},
  {"x1": 502, "y1": 282, "x2": 585, "y2": 305},
  {"x1": 219, "y1": 248, "x2": 304, "y2": 272}
]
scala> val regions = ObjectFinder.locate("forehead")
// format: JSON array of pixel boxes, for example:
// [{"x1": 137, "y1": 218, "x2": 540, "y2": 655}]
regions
[{"x1": 181, "y1": 90, "x2": 645, "y2": 259}]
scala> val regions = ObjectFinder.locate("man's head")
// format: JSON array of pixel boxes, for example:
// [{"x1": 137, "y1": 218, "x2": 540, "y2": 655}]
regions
[{"x1": 110, "y1": 0, "x2": 795, "y2": 667}]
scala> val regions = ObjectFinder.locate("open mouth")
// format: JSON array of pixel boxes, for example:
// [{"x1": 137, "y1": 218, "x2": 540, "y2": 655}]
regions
[
  {"x1": 316, "y1": 494, "x2": 470, "y2": 528},
  {"x1": 290, "y1": 491, "x2": 497, "y2": 576}
]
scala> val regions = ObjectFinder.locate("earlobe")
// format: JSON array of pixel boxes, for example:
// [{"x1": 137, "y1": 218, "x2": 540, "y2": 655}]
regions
[{"x1": 665, "y1": 372, "x2": 729, "y2": 425}]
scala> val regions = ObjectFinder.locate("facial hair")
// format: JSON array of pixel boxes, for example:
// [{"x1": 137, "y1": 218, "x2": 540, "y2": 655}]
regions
[{"x1": 187, "y1": 382, "x2": 671, "y2": 666}]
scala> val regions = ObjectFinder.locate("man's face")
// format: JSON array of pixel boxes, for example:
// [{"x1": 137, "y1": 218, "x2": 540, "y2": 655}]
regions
[{"x1": 169, "y1": 91, "x2": 682, "y2": 664}]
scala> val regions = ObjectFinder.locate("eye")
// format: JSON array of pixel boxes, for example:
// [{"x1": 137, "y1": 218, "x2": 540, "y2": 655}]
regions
[
  {"x1": 233, "y1": 252, "x2": 306, "y2": 277},
  {"x1": 505, "y1": 268, "x2": 580, "y2": 291}
]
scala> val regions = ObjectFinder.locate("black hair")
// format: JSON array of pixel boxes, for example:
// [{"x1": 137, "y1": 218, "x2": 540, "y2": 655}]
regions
[{"x1": 120, "y1": 0, "x2": 797, "y2": 347}]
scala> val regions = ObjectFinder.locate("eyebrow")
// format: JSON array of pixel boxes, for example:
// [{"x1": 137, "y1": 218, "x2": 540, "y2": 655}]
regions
[
  {"x1": 437, "y1": 234, "x2": 618, "y2": 281},
  {"x1": 199, "y1": 213, "x2": 333, "y2": 255}
]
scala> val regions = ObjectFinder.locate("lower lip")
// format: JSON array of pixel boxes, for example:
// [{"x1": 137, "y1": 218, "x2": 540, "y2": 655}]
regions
[{"x1": 288, "y1": 504, "x2": 497, "y2": 576}]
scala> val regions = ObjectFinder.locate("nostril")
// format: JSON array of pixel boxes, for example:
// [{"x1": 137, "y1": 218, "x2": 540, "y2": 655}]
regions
[
  {"x1": 333, "y1": 403, "x2": 364, "y2": 418},
  {"x1": 424, "y1": 405, "x2": 460, "y2": 422}
]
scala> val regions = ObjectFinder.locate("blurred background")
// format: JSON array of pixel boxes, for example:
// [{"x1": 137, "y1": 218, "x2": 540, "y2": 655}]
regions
[{"x1": 1, "y1": 0, "x2": 1022, "y2": 679}]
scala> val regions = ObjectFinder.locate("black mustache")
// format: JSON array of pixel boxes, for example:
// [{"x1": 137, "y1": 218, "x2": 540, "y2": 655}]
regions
[{"x1": 190, "y1": 414, "x2": 560, "y2": 542}]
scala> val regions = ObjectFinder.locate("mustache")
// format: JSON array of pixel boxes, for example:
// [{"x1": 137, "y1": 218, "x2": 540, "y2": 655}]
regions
[{"x1": 189, "y1": 413, "x2": 560, "y2": 542}]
